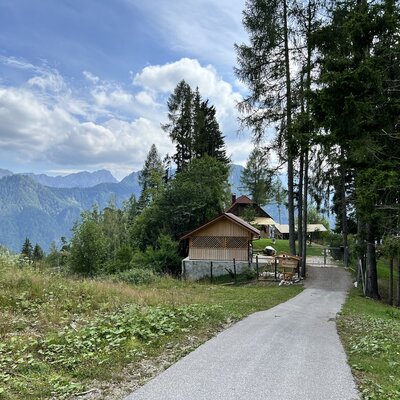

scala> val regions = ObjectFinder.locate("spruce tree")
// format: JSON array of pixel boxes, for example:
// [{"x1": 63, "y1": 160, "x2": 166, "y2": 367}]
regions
[
  {"x1": 162, "y1": 80, "x2": 194, "y2": 172},
  {"x1": 163, "y1": 82, "x2": 229, "y2": 171},
  {"x1": 138, "y1": 144, "x2": 165, "y2": 209},
  {"x1": 21, "y1": 237, "x2": 33, "y2": 260},
  {"x1": 32, "y1": 243, "x2": 44, "y2": 261},
  {"x1": 313, "y1": 0, "x2": 400, "y2": 299},
  {"x1": 193, "y1": 96, "x2": 229, "y2": 164}
]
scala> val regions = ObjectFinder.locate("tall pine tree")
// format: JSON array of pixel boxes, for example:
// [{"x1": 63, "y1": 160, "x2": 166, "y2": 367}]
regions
[
  {"x1": 163, "y1": 81, "x2": 228, "y2": 171},
  {"x1": 235, "y1": 0, "x2": 297, "y2": 255}
]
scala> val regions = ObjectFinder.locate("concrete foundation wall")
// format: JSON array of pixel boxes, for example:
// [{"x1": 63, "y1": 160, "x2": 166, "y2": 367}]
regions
[{"x1": 182, "y1": 257, "x2": 256, "y2": 281}]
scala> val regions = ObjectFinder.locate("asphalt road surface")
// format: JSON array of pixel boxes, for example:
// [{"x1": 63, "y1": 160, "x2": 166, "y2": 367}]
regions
[{"x1": 125, "y1": 266, "x2": 360, "y2": 400}]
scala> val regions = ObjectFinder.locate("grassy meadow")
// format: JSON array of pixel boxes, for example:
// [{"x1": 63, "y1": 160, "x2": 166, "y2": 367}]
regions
[
  {"x1": 338, "y1": 289, "x2": 400, "y2": 400},
  {"x1": 252, "y1": 238, "x2": 326, "y2": 257},
  {"x1": 0, "y1": 253, "x2": 302, "y2": 399}
]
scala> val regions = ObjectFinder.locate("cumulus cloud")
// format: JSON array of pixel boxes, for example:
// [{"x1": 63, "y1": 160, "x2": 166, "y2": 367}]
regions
[
  {"x1": 0, "y1": 56, "x2": 251, "y2": 177},
  {"x1": 133, "y1": 58, "x2": 242, "y2": 133}
]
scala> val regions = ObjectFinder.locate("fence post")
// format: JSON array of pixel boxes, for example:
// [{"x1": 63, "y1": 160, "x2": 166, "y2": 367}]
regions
[
  {"x1": 256, "y1": 255, "x2": 259, "y2": 280},
  {"x1": 210, "y1": 261, "x2": 213, "y2": 283},
  {"x1": 324, "y1": 248, "x2": 327, "y2": 265},
  {"x1": 233, "y1": 258, "x2": 237, "y2": 283},
  {"x1": 183, "y1": 260, "x2": 187, "y2": 281},
  {"x1": 274, "y1": 257, "x2": 278, "y2": 281}
]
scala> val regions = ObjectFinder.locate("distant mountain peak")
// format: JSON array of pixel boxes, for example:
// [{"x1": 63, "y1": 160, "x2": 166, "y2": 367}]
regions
[
  {"x1": 20, "y1": 169, "x2": 118, "y2": 188},
  {"x1": 0, "y1": 169, "x2": 13, "y2": 179}
]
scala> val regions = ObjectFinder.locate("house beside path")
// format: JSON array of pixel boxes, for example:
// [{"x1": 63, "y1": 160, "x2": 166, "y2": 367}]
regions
[
  {"x1": 180, "y1": 212, "x2": 260, "y2": 281},
  {"x1": 275, "y1": 223, "x2": 328, "y2": 241},
  {"x1": 226, "y1": 194, "x2": 277, "y2": 238}
]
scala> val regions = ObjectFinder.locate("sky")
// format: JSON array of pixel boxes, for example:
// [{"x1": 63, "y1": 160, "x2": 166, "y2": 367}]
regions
[{"x1": 0, "y1": 0, "x2": 259, "y2": 180}]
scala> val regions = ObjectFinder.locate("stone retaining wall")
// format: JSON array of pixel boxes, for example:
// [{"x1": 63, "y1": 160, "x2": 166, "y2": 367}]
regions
[{"x1": 182, "y1": 257, "x2": 269, "y2": 281}]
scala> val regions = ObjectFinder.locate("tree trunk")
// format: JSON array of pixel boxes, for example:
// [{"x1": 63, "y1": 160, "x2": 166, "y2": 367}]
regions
[
  {"x1": 389, "y1": 257, "x2": 394, "y2": 305},
  {"x1": 340, "y1": 153, "x2": 348, "y2": 267},
  {"x1": 301, "y1": 150, "x2": 309, "y2": 278},
  {"x1": 365, "y1": 222, "x2": 380, "y2": 300},
  {"x1": 301, "y1": 0, "x2": 312, "y2": 276},
  {"x1": 283, "y1": 0, "x2": 296, "y2": 256},
  {"x1": 397, "y1": 255, "x2": 400, "y2": 308},
  {"x1": 298, "y1": 153, "x2": 304, "y2": 258}
]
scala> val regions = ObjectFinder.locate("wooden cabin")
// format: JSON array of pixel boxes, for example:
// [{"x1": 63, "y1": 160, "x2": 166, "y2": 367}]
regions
[
  {"x1": 226, "y1": 195, "x2": 277, "y2": 238},
  {"x1": 181, "y1": 213, "x2": 260, "y2": 261}
]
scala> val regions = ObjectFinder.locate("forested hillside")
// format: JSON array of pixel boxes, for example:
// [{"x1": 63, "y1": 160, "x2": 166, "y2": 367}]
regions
[
  {"x1": 0, "y1": 174, "x2": 139, "y2": 251},
  {"x1": 0, "y1": 165, "x2": 274, "y2": 252}
]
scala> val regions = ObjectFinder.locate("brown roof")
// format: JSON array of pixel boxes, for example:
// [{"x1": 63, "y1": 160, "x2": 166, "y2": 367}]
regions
[
  {"x1": 234, "y1": 195, "x2": 254, "y2": 204},
  {"x1": 225, "y1": 195, "x2": 272, "y2": 219},
  {"x1": 180, "y1": 212, "x2": 260, "y2": 240}
]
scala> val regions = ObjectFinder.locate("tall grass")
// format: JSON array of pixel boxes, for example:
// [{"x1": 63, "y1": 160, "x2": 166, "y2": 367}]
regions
[{"x1": 0, "y1": 253, "x2": 302, "y2": 399}]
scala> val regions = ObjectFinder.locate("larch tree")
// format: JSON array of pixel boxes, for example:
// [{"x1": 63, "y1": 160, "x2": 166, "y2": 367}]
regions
[
  {"x1": 240, "y1": 146, "x2": 276, "y2": 206},
  {"x1": 235, "y1": 0, "x2": 297, "y2": 255}
]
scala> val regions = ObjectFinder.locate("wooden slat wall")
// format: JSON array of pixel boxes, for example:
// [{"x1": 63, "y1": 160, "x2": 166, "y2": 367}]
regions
[
  {"x1": 187, "y1": 218, "x2": 253, "y2": 261},
  {"x1": 189, "y1": 247, "x2": 248, "y2": 261},
  {"x1": 196, "y1": 219, "x2": 251, "y2": 238}
]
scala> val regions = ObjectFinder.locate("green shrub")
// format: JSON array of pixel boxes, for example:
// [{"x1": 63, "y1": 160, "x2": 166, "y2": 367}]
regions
[
  {"x1": 241, "y1": 267, "x2": 257, "y2": 280},
  {"x1": 116, "y1": 268, "x2": 157, "y2": 285},
  {"x1": 104, "y1": 245, "x2": 134, "y2": 274},
  {"x1": 131, "y1": 234, "x2": 181, "y2": 274}
]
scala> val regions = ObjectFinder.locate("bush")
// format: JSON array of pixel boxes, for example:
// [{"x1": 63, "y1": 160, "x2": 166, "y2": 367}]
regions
[
  {"x1": 131, "y1": 234, "x2": 181, "y2": 274},
  {"x1": 116, "y1": 268, "x2": 157, "y2": 285},
  {"x1": 104, "y1": 245, "x2": 134, "y2": 274},
  {"x1": 241, "y1": 267, "x2": 257, "y2": 280}
]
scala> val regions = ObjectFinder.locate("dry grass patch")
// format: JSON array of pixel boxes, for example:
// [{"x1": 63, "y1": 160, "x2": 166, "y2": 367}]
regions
[{"x1": 0, "y1": 260, "x2": 302, "y2": 400}]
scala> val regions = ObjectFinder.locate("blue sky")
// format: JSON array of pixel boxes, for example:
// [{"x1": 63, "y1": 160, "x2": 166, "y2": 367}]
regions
[{"x1": 0, "y1": 0, "x2": 257, "y2": 179}]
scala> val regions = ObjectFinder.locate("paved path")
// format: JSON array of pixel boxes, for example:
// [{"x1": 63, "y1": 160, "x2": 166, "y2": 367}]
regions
[{"x1": 125, "y1": 266, "x2": 359, "y2": 400}]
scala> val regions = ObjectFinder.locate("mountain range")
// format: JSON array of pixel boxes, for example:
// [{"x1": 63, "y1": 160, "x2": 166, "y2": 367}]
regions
[{"x1": 0, "y1": 166, "x2": 288, "y2": 252}]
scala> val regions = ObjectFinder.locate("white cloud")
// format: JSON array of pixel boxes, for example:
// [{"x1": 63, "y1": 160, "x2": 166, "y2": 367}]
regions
[
  {"x1": 135, "y1": 91, "x2": 157, "y2": 106},
  {"x1": 0, "y1": 57, "x2": 252, "y2": 177},
  {"x1": 91, "y1": 87, "x2": 134, "y2": 109},
  {"x1": 82, "y1": 70, "x2": 100, "y2": 84},
  {"x1": 27, "y1": 71, "x2": 65, "y2": 92},
  {"x1": 129, "y1": 0, "x2": 247, "y2": 72},
  {"x1": 133, "y1": 58, "x2": 242, "y2": 132}
]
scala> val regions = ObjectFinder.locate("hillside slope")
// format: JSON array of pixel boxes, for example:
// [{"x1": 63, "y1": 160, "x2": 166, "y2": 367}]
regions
[
  {"x1": 0, "y1": 175, "x2": 139, "y2": 251},
  {"x1": 0, "y1": 165, "x2": 287, "y2": 252}
]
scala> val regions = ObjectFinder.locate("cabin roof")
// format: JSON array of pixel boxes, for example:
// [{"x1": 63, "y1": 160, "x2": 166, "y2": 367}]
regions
[
  {"x1": 251, "y1": 217, "x2": 277, "y2": 226},
  {"x1": 275, "y1": 223, "x2": 328, "y2": 234},
  {"x1": 225, "y1": 195, "x2": 272, "y2": 218},
  {"x1": 180, "y1": 212, "x2": 260, "y2": 240}
]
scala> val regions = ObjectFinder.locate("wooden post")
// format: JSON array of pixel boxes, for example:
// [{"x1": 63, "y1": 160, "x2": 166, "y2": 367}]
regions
[
  {"x1": 274, "y1": 257, "x2": 278, "y2": 281},
  {"x1": 210, "y1": 261, "x2": 213, "y2": 284},
  {"x1": 233, "y1": 258, "x2": 237, "y2": 283},
  {"x1": 324, "y1": 248, "x2": 327, "y2": 265},
  {"x1": 183, "y1": 260, "x2": 187, "y2": 281},
  {"x1": 256, "y1": 255, "x2": 259, "y2": 280}
]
